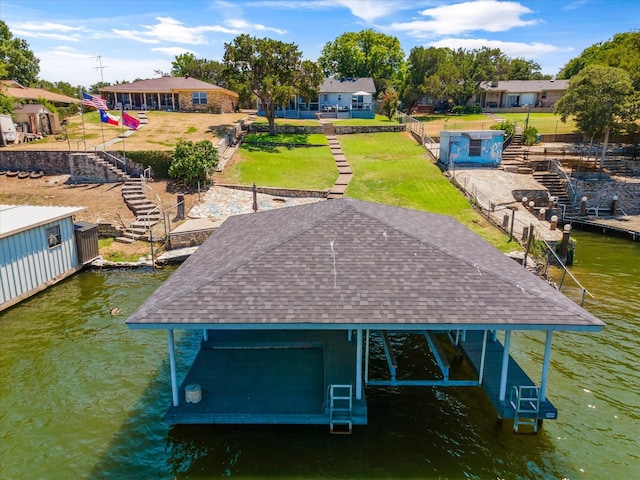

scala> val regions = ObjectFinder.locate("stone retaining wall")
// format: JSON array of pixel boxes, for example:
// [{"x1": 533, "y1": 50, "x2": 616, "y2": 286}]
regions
[
  {"x1": 167, "y1": 229, "x2": 216, "y2": 249},
  {"x1": 97, "y1": 223, "x2": 123, "y2": 238},
  {"x1": 576, "y1": 178, "x2": 640, "y2": 214},
  {"x1": 247, "y1": 124, "x2": 406, "y2": 135},
  {"x1": 69, "y1": 153, "x2": 122, "y2": 183},
  {"x1": 334, "y1": 125, "x2": 406, "y2": 135},
  {"x1": 217, "y1": 183, "x2": 328, "y2": 198},
  {"x1": 0, "y1": 150, "x2": 70, "y2": 173}
]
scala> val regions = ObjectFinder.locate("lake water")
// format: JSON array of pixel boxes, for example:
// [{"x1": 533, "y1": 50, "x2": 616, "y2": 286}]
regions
[{"x1": 1, "y1": 230, "x2": 638, "y2": 479}]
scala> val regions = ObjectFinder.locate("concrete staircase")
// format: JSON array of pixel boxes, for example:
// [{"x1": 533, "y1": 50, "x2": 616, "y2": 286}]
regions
[
  {"x1": 501, "y1": 134, "x2": 533, "y2": 174},
  {"x1": 533, "y1": 171, "x2": 571, "y2": 206},
  {"x1": 116, "y1": 178, "x2": 161, "y2": 244}
]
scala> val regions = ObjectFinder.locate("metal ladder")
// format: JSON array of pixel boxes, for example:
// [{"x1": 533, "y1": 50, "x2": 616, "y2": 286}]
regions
[
  {"x1": 510, "y1": 385, "x2": 540, "y2": 433},
  {"x1": 329, "y1": 384, "x2": 353, "y2": 434}
]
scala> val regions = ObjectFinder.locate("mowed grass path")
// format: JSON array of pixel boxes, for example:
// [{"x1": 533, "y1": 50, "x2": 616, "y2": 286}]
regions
[{"x1": 340, "y1": 132, "x2": 511, "y2": 249}]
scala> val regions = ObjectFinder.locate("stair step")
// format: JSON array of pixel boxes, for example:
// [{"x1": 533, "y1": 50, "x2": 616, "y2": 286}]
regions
[{"x1": 114, "y1": 236, "x2": 135, "y2": 244}]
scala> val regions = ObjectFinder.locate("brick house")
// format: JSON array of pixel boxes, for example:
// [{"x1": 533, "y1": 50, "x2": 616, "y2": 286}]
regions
[{"x1": 99, "y1": 76, "x2": 239, "y2": 113}]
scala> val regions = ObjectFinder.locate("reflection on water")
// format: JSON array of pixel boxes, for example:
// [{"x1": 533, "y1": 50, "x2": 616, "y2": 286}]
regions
[{"x1": 1, "y1": 231, "x2": 638, "y2": 479}]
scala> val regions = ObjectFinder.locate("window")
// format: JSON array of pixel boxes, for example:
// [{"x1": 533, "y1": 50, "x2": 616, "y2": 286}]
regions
[
  {"x1": 469, "y1": 139, "x2": 482, "y2": 157},
  {"x1": 46, "y1": 225, "x2": 61, "y2": 248},
  {"x1": 192, "y1": 92, "x2": 207, "y2": 105},
  {"x1": 323, "y1": 94, "x2": 328, "y2": 102},
  {"x1": 337, "y1": 94, "x2": 342, "y2": 101},
  {"x1": 541, "y1": 91, "x2": 547, "y2": 99}
]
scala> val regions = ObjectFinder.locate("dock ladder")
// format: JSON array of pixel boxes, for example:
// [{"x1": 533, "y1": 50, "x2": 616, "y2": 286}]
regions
[
  {"x1": 329, "y1": 384, "x2": 353, "y2": 434},
  {"x1": 510, "y1": 385, "x2": 540, "y2": 433}
]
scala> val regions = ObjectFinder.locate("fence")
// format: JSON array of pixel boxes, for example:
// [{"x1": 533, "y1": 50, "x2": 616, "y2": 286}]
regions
[{"x1": 397, "y1": 112, "x2": 440, "y2": 159}]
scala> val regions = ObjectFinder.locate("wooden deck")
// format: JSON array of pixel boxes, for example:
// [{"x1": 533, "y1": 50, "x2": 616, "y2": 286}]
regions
[
  {"x1": 459, "y1": 331, "x2": 558, "y2": 420},
  {"x1": 166, "y1": 330, "x2": 367, "y2": 425}
]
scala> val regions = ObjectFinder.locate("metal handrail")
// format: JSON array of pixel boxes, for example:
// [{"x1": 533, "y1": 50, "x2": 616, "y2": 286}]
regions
[
  {"x1": 96, "y1": 150, "x2": 128, "y2": 174},
  {"x1": 543, "y1": 240, "x2": 594, "y2": 306}
]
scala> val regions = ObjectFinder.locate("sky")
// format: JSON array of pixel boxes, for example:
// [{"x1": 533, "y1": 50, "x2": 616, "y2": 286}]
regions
[{"x1": 2, "y1": 0, "x2": 639, "y2": 88}]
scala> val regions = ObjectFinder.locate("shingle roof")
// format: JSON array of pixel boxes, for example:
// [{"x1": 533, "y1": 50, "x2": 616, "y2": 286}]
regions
[
  {"x1": 320, "y1": 77, "x2": 376, "y2": 94},
  {"x1": 0, "y1": 80, "x2": 81, "y2": 104},
  {"x1": 99, "y1": 76, "x2": 238, "y2": 97},
  {"x1": 126, "y1": 198, "x2": 603, "y2": 331},
  {"x1": 480, "y1": 79, "x2": 569, "y2": 92}
]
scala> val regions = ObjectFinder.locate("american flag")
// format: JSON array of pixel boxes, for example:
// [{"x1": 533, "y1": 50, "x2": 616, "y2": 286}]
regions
[{"x1": 82, "y1": 92, "x2": 108, "y2": 110}]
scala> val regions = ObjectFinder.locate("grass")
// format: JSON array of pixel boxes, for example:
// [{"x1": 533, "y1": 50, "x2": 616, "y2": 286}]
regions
[
  {"x1": 244, "y1": 132, "x2": 328, "y2": 145},
  {"x1": 218, "y1": 144, "x2": 337, "y2": 190},
  {"x1": 339, "y1": 132, "x2": 513, "y2": 250},
  {"x1": 98, "y1": 238, "x2": 147, "y2": 262},
  {"x1": 333, "y1": 115, "x2": 399, "y2": 125},
  {"x1": 498, "y1": 113, "x2": 578, "y2": 134}
]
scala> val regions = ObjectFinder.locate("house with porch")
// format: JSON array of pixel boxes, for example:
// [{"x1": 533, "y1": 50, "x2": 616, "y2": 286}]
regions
[
  {"x1": 126, "y1": 198, "x2": 603, "y2": 433},
  {"x1": 99, "y1": 76, "x2": 239, "y2": 113},
  {"x1": 473, "y1": 79, "x2": 569, "y2": 110},
  {"x1": 258, "y1": 77, "x2": 376, "y2": 120}
]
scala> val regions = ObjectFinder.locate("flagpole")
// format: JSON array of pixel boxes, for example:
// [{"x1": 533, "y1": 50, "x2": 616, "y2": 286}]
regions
[
  {"x1": 79, "y1": 88, "x2": 86, "y2": 152},
  {"x1": 121, "y1": 107, "x2": 127, "y2": 161}
]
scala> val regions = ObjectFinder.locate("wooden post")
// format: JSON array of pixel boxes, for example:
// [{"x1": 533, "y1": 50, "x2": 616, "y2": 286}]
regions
[
  {"x1": 509, "y1": 208, "x2": 516, "y2": 242},
  {"x1": 540, "y1": 331, "x2": 553, "y2": 402},
  {"x1": 355, "y1": 328, "x2": 363, "y2": 400},
  {"x1": 611, "y1": 195, "x2": 618, "y2": 215},
  {"x1": 580, "y1": 196, "x2": 587, "y2": 216},
  {"x1": 176, "y1": 194, "x2": 185, "y2": 220},
  {"x1": 499, "y1": 330, "x2": 512, "y2": 401},
  {"x1": 168, "y1": 329, "x2": 179, "y2": 407}
]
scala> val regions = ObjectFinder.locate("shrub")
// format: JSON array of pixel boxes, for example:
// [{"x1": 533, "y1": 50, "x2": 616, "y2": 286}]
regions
[
  {"x1": 125, "y1": 150, "x2": 173, "y2": 179},
  {"x1": 491, "y1": 120, "x2": 516, "y2": 138},
  {"x1": 451, "y1": 105, "x2": 465, "y2": 114},
  {"x1": 522, "y1": 126, "x2": 539, "y2": 146},
  {"x1": 168, "y1": 139, "x2": 219, "y2": 186}
]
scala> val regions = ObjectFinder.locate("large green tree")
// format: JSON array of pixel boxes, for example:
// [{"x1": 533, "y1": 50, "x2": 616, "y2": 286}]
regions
[
  {"x1": 555, "y1": 64, "x2": 636, "y2": 171},
  {"x1": 224, "y1": 35, "x2": 322, "y2": 135},
  {"x1": 318, "y1": 29, "x2": 405, "y2": 96},
  {"x1": 0, "y1": 20, "x2": 40, "y2": 86}
]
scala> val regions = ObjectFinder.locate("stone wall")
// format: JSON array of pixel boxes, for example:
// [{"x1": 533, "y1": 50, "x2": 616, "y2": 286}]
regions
[
  {"x1": 218, "y1": 184, "x2": 328, "y2": 197},
  {"x1": 0, "y1": 150, "x2": 71, "y2": 173},
  {"x1": 575, "y1": 178, "x2": 640, "y2": 214},
  {"x1": 69, "y1": 153, "x2": 122, "y2": 183},
  {"x1": 167, "y1": 228, "x2": 216, "y2": 249},
  {"x1": 249, "y1": 124, "x2": 324, "y2": 134},
  {"x1": 334, "y1": 125, "x2": 406, "y2": 135},
  {"x1": 176, "y1": 89, "x2": 237, "y2": 113}
]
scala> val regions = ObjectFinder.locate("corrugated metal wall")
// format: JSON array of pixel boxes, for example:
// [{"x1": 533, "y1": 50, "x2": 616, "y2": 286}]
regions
[{"x1": 0, "y1": 217, "x2": 78, "y2": 305}]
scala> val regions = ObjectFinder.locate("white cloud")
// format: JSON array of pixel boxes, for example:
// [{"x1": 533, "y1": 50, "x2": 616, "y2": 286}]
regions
[
  {"x1": 10, "y1": 21, "x2": 85, "y2": 41},
  {"x1": 388, "y1": 1, "x2": 538, "y2": 37},
  {"x1": 428, "y1": 38, "x2": 560, "y2": 59},
  {"x1": 151, "y1": 47, "x2": 197, "y2": 56},
  {"x1": 330, "y1": 0, "x2": 411, "y2": 23}
]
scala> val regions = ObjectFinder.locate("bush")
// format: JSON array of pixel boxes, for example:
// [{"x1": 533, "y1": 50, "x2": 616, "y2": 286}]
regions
[
  {"x1": 125, "y1": 150, "x2": 173, "y2": 179},
  {"x1": 491, "y1": 120, "x2": 516, "y2": 138},
  {"x1": 451, "y1": 105, "x2": 465, "y2": 114},
  {"x1": 168, "y1": 140, "x2": 219, "y2": 186},
  {"x1": 522, "y1": 126, "x2": 539, "y2": 146}
]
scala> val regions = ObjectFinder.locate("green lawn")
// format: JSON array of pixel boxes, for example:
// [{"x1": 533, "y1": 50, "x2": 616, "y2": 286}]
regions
[
  {"x1": 333, "y1": 115, "x2": 399, "y2": 125},
  {"x1": 244, "y1": 132, "x2": 328, "y2": 145},
  {"x1": 220, "y1": 144, "x2": 337, "y2": 190},
  {"x1": 339, "y1": 132, "x2": 513, "y2": 250},
  {"x1": 498, "y1": 113, "x2": 578, "y2": 134}
]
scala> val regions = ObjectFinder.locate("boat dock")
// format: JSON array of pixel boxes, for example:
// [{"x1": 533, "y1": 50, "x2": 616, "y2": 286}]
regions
[{"x1": 567, "y1": 214, "x2": 640, "y2": 241}]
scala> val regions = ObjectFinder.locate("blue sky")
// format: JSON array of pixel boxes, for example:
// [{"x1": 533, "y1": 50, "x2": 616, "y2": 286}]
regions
[{"x1": 3, "y1": 0, "x2": 639, "y2": 87}]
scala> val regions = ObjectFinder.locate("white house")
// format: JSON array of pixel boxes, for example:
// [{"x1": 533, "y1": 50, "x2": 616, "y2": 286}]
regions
[{"x1": 258, "y1": 77, "x2": 377, "y2": 120}]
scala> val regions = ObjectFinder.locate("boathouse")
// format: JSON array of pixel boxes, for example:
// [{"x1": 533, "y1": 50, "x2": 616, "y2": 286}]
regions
[
  {"x1": 126, "y1": 198, "x2": 604, "y2": 433},
  {"x1": 439, "y1": 130, "x2": 504, "y2": 168},
  {"x1": 0, "y1": 205, "x2": 95, "y2": 311}
]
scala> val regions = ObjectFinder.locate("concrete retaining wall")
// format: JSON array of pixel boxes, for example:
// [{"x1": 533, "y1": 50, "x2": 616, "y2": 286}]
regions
[{"x1": 576, "y1": 178, "x2": 640, "y2": 214}]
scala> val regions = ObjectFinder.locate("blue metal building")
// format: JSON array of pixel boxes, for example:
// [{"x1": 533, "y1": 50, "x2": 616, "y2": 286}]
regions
[{"x1": 0, "y1": 205, "x2": 86, "y2": 311}]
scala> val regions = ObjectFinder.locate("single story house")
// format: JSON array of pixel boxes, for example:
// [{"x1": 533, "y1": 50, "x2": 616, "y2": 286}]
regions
[
  {"x1": 0, "y1": 80, "x2": 81, "y2": 106},
  {"x1": 258, "y1": 77, "x2": 376, "y2": 120},
  {"x1": 99, "y1": 76, "x2": 239, "y2": 113},
  {"x1": 126, "y1": 198, "x2": 603, "y2": 433},
  {"x1": 13, "y1": 104, "x2": 63, "y2": 136},
  {"x1": 473, "y1": 79, "x2": 569, "y2": 109},
  {"x1": 440, "y1": 130, "x2": 504, "y2": 168},
  {"x1": 0, "y1": 205, "x2": 96, "y2": 311}
]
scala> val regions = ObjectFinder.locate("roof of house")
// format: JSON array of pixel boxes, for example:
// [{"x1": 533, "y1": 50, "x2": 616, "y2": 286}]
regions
[
  {"x1": 0, "y1": 80, "x2": 81, "y2": 104},
  {"x1": 480, "y1": 79, "x2": 570, "y2": 93},
  {"x1": 14, "y1": 104, "x2": 51, "y2": 115},
  {"x1": 320, "y1": 77, "x2": 376, "y2": 94},
  {"x1": 126, "y1": 198, "x2": 603, "y2": 331},
  {"x1": 99, "y1": 76, "x2": 238, "y2": 97},
  {"x1": 0, "y1": 204, "x2": 86, "y2": 239}
]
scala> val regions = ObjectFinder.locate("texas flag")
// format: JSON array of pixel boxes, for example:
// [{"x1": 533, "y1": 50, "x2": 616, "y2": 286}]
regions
[
  {"x1": 122, "y1": 111, "x2": 140, "y2": 130},
  {"x1": 99, "y1": 109, "x2": 120, "y2": 126}
]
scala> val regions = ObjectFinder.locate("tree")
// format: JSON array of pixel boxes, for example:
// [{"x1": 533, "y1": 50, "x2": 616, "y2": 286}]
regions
[
  {"x1": 169, "y1": 140, "x2": 219, "y2": 186},
  {"x1": 400, "y1": 46, "x2": 449, "y2": 112},
  {"x1": 171, "y1": 53, "x2": 227, "y2": 86},
  {"x1": 380, "y1": 89, "x2": 399, "y2": 121},
  {"x1": 224, "y1": 35, "x2": 322, "y2": 135},
  {"x1": 0, "y1": 20, "x2": 40, "y2": 86},
  {"x1": 0, "y1": 93, "x2": 15, "y2": 114},
  {"x1": 555, "y1": 64, "x2": 635, "y2": 171},
  {"x1": 318, "y1": 29, "x2": 405, "y2": 96}
]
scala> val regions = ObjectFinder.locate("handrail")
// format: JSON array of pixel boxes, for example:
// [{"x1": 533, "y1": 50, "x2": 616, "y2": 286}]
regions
[
  {"x1": 543, "y1": 240, "x2": 594, "y2": 306},
  {"x1": 97, "y1": 150, "x2": 128, "y2": 174}
]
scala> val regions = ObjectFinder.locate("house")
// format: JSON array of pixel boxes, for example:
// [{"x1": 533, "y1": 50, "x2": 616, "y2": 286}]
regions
[
  {"x1": 440, "y1": 130, "x2": 504, "y2": 168},
  {"x1": 13, "y1": 104, "x2": 63, "y2": 136},
  {"x1": 0, "y1": 80, "x2": 81, "y2": 106},
  {"x1": 0, "y1": 205, "x2": 97, "y2": 311},
  {"x1": 126, "y1": 198, "x2": 603, "y2": 432},
  {"x1": 473, "y1": 79, "x2": 569, "y2": 109},
  {"x1": 99, "y1": 76, "x2": 239, "y2": 113},
  {"x1": 258, "y1": 77, "x2": 376, "y2": 120}
]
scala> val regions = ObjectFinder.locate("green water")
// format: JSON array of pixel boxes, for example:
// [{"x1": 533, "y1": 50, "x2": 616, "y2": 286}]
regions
[{"x1": 1, "y1": 231, "x2": 638, "y2": 479}]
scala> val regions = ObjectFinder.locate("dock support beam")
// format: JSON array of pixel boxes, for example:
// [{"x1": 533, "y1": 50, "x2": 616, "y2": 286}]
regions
[
  {"x1": 356, "y1": 328, "x2": 363, "y2": 400},
  {"x1": 168, "y1": 329, "x2": 179, "y2": 407},
  {"x1": 499, "y1": 330, "x2": 512, "y2": 401},
  {"x1": 478, "y1": 330, "x2": 488, "y2": 384},
  {"x1": 203, "y1": 329, "x2": 208, "y2": 341},
  {"x1": 364, "y1": 329, "x2": 370, "y2": 383},
  {"x1": 540, "y1": 331, "x2": 553, "y2": 402}
]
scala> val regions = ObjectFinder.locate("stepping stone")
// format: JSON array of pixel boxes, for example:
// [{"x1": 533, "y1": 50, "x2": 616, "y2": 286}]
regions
[
  {"x1": 335, "y1": 174, "x2": 352, "y2": 185},
  {"x1": 338, "y1": 166, "x2": 352, "y2": 174},
  {"x1": 330, "y1": 184, "x2": 349, "y2": 194},
  {"x1": 333, "y1": 154, "x2": 347, "y2": 161}
]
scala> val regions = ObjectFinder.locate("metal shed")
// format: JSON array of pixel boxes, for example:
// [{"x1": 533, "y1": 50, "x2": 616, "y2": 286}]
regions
[{"x1": 0, "y1": 204, "x2": 86, "y2": 311}]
